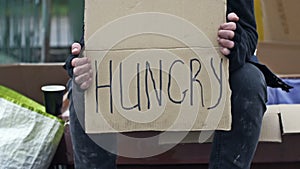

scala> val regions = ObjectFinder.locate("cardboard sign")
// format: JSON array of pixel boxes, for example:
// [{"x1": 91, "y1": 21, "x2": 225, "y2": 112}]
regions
[{"x1": 84, "y1": 0, "x2": 231, "y2": 133}]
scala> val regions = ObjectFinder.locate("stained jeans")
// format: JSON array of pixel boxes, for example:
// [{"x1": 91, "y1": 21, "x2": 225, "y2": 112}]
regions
[
  {"x1": 209, "y1": 63, "x2": 267, "y2": 169},
  {"x1": 68, "y1": 62, "x2": 267, "y2": 169},
  {"x1": 68, "y1": 81, "x2": 117, "y2": 169}
]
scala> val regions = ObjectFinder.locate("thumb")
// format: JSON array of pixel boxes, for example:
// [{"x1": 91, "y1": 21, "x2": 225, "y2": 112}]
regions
[
  {"x1": 71, "y1": 57, "x2": 79, "y2": 67},
  {"x1": 71, "y1": 43, "x2": 82, "y2": 55},
  {"x1": 228, "y1": 12, "x2": 239, "y2": 22}
]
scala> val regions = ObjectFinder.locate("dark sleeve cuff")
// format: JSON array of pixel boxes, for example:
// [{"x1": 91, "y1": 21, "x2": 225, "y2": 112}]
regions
[
  {"x1": 63, "y1": 54, "x2": 76, "y2": 78},
  {"x1": 226, "y1": 22, "x2": 247, "y2": 72},
  {"x1": 232, "y1": 22, "x2": 242, "y2": 44}
]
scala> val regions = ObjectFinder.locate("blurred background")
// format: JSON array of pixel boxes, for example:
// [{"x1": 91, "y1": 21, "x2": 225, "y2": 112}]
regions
[{"x1": 0, "y1": 0, "x2": 84, "y2": 64}]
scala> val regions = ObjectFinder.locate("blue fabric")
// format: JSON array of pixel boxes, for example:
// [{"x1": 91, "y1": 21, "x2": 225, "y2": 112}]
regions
[{"x1": 267, "y1": 79, "x2": 300, "y2": 105}]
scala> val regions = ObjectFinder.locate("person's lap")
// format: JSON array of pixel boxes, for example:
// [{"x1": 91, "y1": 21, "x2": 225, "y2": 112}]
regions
[
  {"x1": 68, "y1": 81, "x2": 117, "y2": 169},
  {"x1": 209, "y1": 63, "x2": 267, "y2": 169},
  {"x1": 68, "y1": 62, "x2": 267, "y2": 169}
]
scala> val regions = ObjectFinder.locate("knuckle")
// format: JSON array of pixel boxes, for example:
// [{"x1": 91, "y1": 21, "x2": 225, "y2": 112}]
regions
[
  {"x1": 219, "y1": 39, "x2": 226, "y2": 47},
  {"x1": 230, "y1": 41, "x2": 235, "y2": 48},
  {"x1": 74, "y1": 76, "x2": 80, "y2": 84},
  {"x1": 231, "y1": 32, "x2": 235, "y2": 39},
  {"x1": 71, "y1": 58, "x2": 77, "y2": 67},
  {"x1": 73, "y1": 67, "x2": 78, "y2": 75},
  {"x1": 80, "y1": 83, "x2": 87, "y2": 90},
  {"x1": 227, "y1": 41, "x2": 234, "y2": 48}
]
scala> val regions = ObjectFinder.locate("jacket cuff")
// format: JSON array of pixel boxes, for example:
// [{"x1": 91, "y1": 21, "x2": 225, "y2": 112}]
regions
[
  {"x1": 233, "y1": 22, "x2": 242, "y2": 44},
  {"x1": 227, "y1": 22, "x2": 247, "y2": 72},
  {"x1": 63, "y1": 55, "x2": 76, "y2": 78}
]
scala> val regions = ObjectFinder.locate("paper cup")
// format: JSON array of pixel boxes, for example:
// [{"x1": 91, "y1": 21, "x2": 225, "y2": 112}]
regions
[{"x1": 41, "y1": 85, "x2": 66, "y2": 116}]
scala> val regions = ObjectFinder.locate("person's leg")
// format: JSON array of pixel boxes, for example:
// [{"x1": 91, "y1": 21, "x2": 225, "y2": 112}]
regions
[
  {"x1": 209, "y1": 63, "x2": 267, "y2": 169},
  {"x1": 68, "y1": 81, "x2": 117, "y2": 169}
]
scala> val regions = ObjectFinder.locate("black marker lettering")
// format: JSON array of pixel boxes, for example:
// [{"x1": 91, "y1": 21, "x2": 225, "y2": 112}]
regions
[
  {"x1": 119, "y1": 62, "x2": 140, "y2": 110},
  {"x1": 95, "y1": 60, "x2": 113, "y2": 113},
  {"x1": 190, "y1": 58, "x2": 205, "y2": 107},
  {"x1": 145, "y1": 61, "x2": 162, "y2": 109},
  {"x1": 168, "y1": 60, "x2": 188, "y2": 104},
  {"x1": 208, "y1": 58, "x2": 223, "y2": 110}
]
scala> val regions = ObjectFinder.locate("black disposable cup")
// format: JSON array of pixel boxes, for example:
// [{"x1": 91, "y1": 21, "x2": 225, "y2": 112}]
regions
[{"x1": 41, "y1": 85, "x2": 66, "y2": 116}]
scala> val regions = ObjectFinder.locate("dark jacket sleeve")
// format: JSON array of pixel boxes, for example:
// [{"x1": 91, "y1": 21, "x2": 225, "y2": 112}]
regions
[
  {"x1": 227, "y1": 0, "x2": 293, "y2": 92},
  {"x1": 63, "y1": 34, "x2": 85, "y2": 78},
  {"x1": 227, "y1": 0, "x2": 258, "y2": 72}
]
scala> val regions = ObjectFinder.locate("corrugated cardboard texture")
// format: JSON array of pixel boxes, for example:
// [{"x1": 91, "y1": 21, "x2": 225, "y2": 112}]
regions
[{"x1": 84, "y1": 0, "x2": 231, "y2": 133}]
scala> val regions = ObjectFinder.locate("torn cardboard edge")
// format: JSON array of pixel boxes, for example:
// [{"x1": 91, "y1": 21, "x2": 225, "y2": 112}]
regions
[{"x1": 158, "y1": 104, "x2": 300, "y2": 145}]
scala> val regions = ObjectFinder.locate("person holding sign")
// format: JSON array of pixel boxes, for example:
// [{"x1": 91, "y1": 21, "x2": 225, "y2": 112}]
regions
[
  {"x1": 64, "y1": 0, "x2": 291, "y2": 168},
  {"x1": 64, "y1": 42, "x2": 117, "y2": 168}
]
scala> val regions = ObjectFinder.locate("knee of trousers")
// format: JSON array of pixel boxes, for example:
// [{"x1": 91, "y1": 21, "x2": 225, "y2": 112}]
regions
[
  {"x1": 229, "y1": 63, "x2": 267, "y2": 104},
  {"x1": 229, "y1": 63, "x2": 268, "y2": 131}
]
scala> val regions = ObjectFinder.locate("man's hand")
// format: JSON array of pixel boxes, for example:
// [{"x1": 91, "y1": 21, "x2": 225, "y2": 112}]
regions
[
  {"x1": 218, "y1": 12, "x2": 239, "y2": 56},
  {"x1": 71, "y1": 43, "x2": 93, "y2": 90}
]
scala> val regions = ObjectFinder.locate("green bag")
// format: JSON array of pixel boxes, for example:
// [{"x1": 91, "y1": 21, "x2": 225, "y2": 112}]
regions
[{"x1": 0, "y1": 85, "x2": 64, "y2": 169}]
